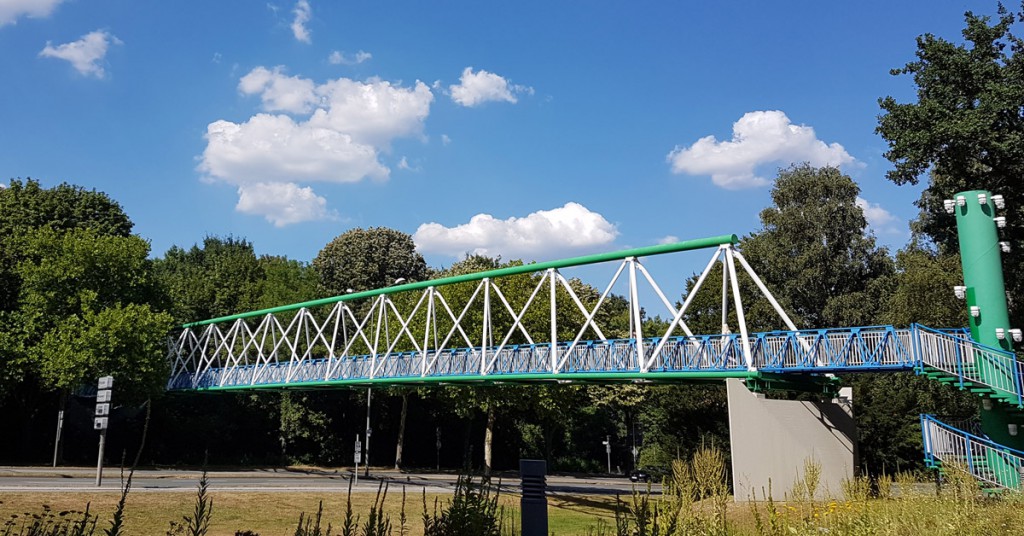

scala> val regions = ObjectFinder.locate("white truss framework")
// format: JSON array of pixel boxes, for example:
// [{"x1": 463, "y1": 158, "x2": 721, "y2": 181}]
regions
[{"x1": 167, "y1": 244, "x2": 805, "y2": 389}]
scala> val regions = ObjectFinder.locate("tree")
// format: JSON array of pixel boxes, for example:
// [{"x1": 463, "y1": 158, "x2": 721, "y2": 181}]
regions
[
  {"x1": 15, "y1": 227, "x2": 170, "y2": 404},
  {"x1": 257, "y1": 255, "x2": 319, "y2": 310},
  {"x1": 0, "y1": 180, "x2": 167, "y2": 461},
  {"x1": 0, "y1": 178, "x2": 133, "y2": 314},
  {"x1": 155, "y1": 236, "x2": 265, "y2": 324},
  {"x1": 680, "y1": 165, "x2": 894, "y2": 333},
  {"x1": 882, "y1": 243, "x2": 967, "y2": 328},
  {"x1": 313, "y1": 227, "x2": 429, "y2": 296},
  {"x1": 37, "y1": 303, "x2": 172, "y2": 404},
  {"x1": 876, "y1": 3, "x2": 1024, "y2": 319},
  {"x1": 741, "y1": 164, "x2": 895, "y2": 328}
]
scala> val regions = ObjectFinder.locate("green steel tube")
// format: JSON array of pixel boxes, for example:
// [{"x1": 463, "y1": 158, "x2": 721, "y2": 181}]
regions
[
  {"x1": 956, "y1": 190, "x2": 1012, "y2": 351},
  {"x1": 183, "y1": 234, "x2": 738, "y2": 328},
  {"x1": 952, "y1": 190, "x2": 1024, "y2": 463}
]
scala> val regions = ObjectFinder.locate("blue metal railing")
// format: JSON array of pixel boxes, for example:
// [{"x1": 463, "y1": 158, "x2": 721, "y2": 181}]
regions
[
  {"x1": 914, "y1": 325, "x2": 1024, "y2": 406},
  {"x1": 922, "y1": 414, "x2": 1024, "y2": 490},
  {"x1": 166, "y1": 323, "x2": 1024, "y2": 401}
]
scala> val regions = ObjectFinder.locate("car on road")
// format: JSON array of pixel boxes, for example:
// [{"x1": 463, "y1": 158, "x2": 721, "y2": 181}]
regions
[{"x1": 628, "y1": 469, "x2": 651, "y2": 483}]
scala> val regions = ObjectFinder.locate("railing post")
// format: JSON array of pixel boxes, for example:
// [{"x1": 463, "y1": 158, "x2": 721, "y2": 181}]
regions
[
  {"x1": 921, "y1": 414, "x2": 932, "y2": 467},
  {"x1": 1013, "y1": 356, "x2": 1024, "y2": 408}
]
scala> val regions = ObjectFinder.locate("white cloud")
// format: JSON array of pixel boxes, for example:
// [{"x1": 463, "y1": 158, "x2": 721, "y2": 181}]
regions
[
  {"x1": 291, "y1": 0, "x2": 312, "y2": 43},
  {"x1": 236, "y1": 182, "x2": 337, "y2": 226},
  {"x1": 0, "y1": 0, "x2": 65, "y2": 26},
  {"x1": 39, "y1": 30, "x2": 121, "y2": 78},
  {"x1": 856, "y1": 196, "x2": 902, "y2": 234},
  {"x1": 657, "y1": 235, "x2": 680, "y2": 245},
  {"x1": 413, "y1": 202, "x2": 619, "y2": 258},
  {"x1": 328, "y1": 50, "x2": 372, "y2": 65},
  {"x1": 238, "y1": 66, "x2": 317, "y2": 114},
  {"x1": 441, "y1": 134, "x2": 451, "y2": 146},
  {"x1": 667, "y1": 110, "x2": 856, "y2": 189},
  {"x1": 200, "y1": 114, "x2": 388, "y2": 184},
  {"x1": 201, "y1": 67, "x2": 434, "y2": 226},
  {"x1": 449, "y1": 67, "x2": 532, "y2": 107},
  {"x1": 309, "y1": 77, "x2": 433, "y2": 146},
  {"x1": 397, "y1": 156, "x2": 420, "y2": 172}
]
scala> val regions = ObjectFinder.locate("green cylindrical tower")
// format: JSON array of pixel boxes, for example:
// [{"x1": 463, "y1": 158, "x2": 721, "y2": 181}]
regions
[{"x1": 953, "y1": 190, "x2": 1024, "y2": 454}]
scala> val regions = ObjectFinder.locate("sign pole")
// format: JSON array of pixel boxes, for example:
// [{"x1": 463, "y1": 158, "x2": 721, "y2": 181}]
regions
[
  {"x1": 94, "y1": 375, "x2": 113, "y2": 488},
  {"x1": 95, "y1": 428, "x2": 107, "y2": 487},
  {"x1": 52, "y1": 405, "x2": 65, "y2": 468}
]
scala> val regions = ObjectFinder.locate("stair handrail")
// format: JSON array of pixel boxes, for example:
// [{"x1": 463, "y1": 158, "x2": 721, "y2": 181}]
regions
[
  {"x1": 922, "y1": 414, "x2": 1024, "y2": 490},
  {"x1": 913, "y1": 324, "x2": 1024, "y2": 406}
]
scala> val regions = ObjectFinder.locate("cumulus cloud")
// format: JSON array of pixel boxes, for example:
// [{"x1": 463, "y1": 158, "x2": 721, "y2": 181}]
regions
[
  {"x1": 657, "y1": 235, "x2": 680, "y2": 245},
  {"x1": 0, "y1": 0, "x2": 65, "y2": 26},
  {"x1": 200, "y1": 67, "x2": 434, "y2": 225},
  {"x1": 413, "y1": 202, "x2": 619, "y2": 258},
  {"x1": 667, "y1": 110, "x2": 856, "y2": 189},
  {"x1": 291, "y1": 0, "x2": 312, "y2": 43},
  {"x1": 449, "y1": 67, "x2": 533, "y2": 107},
  {"x1": 856, "y1": 196, "x2": 902, "y2": 235},
  {"x1": 236, "y1": 182, "x2": 336, "y2": 226},
  {"x1": 39, "y1": 30, "x2": 121, "y2": 78},
  {"x1": 238, "y1": 66, "x2": 317, "y2": 113},
  {"x1": 441, "y1": 134, "x2": 452, "y2": 145},
  {"x1": 200, "y1": 114, "x2": 389, "y2": 184},
  {"x1": 329, "y1": 50, "x2": 372, "y2": 65}
]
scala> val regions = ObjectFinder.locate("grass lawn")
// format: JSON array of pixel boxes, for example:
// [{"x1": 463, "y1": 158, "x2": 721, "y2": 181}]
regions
[
  {"x1": 6, "y1": 479, "x2": 1024, "y2": 535},
  {"x1": 0, "y1": 490, "x2": 621, "y2": 535}
]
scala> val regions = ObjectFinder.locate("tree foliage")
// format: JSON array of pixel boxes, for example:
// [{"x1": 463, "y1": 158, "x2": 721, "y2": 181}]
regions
[
  {"x1": 877, "y1": 3, "x2": 1024, "y2": 319},
  {"x1": 0, "y1": 180, "x2": 168, "y2": 404},
  {"x1": 313, "y1": 227, "x2": 429, "y2": 296},
  {"x1": 681, "y1": 165, "x2": 894, "y2": 334},
  {"x1": 155, "y1": 236, "x2": 265, "y2": 323}
]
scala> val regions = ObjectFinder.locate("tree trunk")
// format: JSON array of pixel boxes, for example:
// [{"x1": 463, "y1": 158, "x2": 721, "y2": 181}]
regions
[
  {"x1": 484, "y1": 405, "x2": 496, "y2": 476},
  {"x1": 394, "y1": 391, "x2": 408, "y2": 470}
]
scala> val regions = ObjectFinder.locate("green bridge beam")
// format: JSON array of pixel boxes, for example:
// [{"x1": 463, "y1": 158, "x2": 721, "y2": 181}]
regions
[{"x1": 183, "y1": 234, "x2": 738, "y2": 328}]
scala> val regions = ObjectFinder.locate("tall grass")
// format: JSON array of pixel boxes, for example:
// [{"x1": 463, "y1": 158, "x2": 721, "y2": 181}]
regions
[{"x1": 606, "y1": 445, "x2": 1024, "y2": 536}]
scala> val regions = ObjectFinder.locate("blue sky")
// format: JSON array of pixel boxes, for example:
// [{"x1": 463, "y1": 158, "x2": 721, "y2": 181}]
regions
[{"x1": 0, "y1": 0, "x2": 996, "y2": 281}]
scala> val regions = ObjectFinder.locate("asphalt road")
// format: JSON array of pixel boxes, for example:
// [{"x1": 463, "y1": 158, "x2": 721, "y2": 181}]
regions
[{"x1": 0, "y1": 467, "x2": 661, "y2": 495}]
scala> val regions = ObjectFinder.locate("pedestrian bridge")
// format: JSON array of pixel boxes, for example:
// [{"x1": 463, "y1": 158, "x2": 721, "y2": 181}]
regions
[{"x1": 166, "y1": 234, "x2": 1023, "y2": 404}]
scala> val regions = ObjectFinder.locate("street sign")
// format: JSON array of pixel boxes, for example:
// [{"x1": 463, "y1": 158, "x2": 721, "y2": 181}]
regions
[
  {"x1": 355, "y1": 437, "x2": 362, "y2": 463},
  {"x1": 95, "y1": 375, "x2": 114, "y2": 487}
]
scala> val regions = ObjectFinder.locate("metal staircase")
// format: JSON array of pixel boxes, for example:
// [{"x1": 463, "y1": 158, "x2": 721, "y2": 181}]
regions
[{"x1": 922, "y1": 414, "x2": 1024, "y2": 490}]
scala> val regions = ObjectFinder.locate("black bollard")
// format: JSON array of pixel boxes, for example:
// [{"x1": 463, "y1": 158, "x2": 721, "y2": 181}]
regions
[{"x1": 520, "y1": 459, "x2": 548, "y2": 536}]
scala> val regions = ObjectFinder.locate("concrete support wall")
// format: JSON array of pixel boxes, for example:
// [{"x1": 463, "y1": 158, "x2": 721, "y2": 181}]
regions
[{"x1": 727, "y1": 379, "x2": 856, "y2": 502}]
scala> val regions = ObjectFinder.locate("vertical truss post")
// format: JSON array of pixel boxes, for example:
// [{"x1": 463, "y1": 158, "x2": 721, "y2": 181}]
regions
[
  {"x1": 423, "y1": 287, "x2": 434, "y2": 377},
  {"x1": 371, "y1": 296, "x2": 385, "y2": 379},
  {"x1": 549, "y1": 269, "x2": 558, "y2": 373},
  {"x1": 482, "y1": 279, "x2": 491, "y2": 375},
  {"x1": 627, "y1": 258, "x2": 645, "y2": 372},
  {"x1": 725, "y1": 247, "x2": 755, "y2": 370},
  {"x1": 721, "y1": 253, "x2": 730, "y2": 334}
]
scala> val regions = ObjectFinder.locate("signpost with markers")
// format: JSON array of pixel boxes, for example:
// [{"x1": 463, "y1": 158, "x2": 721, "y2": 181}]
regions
[
  {"x1": 354, "y1": 435, "x2": 362, "y2": 487},
  {"x1": 95, "y1": 376, "x2": 112, "y2": 487}
]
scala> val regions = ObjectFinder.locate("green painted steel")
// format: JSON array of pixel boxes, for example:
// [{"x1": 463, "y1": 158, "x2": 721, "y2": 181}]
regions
[
  {"x1": 182, "y1": 234, "x2": 738, "y2": 328},
  {"x1": 955, "y1": 190, "x2": 1012, "y2": 351},
  {"x1": 953, "y1": 190, "x2": 1024, "y2": 474},
  {"x1": 181, "y1": 370, "x2": 761, "y2": 391}
]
